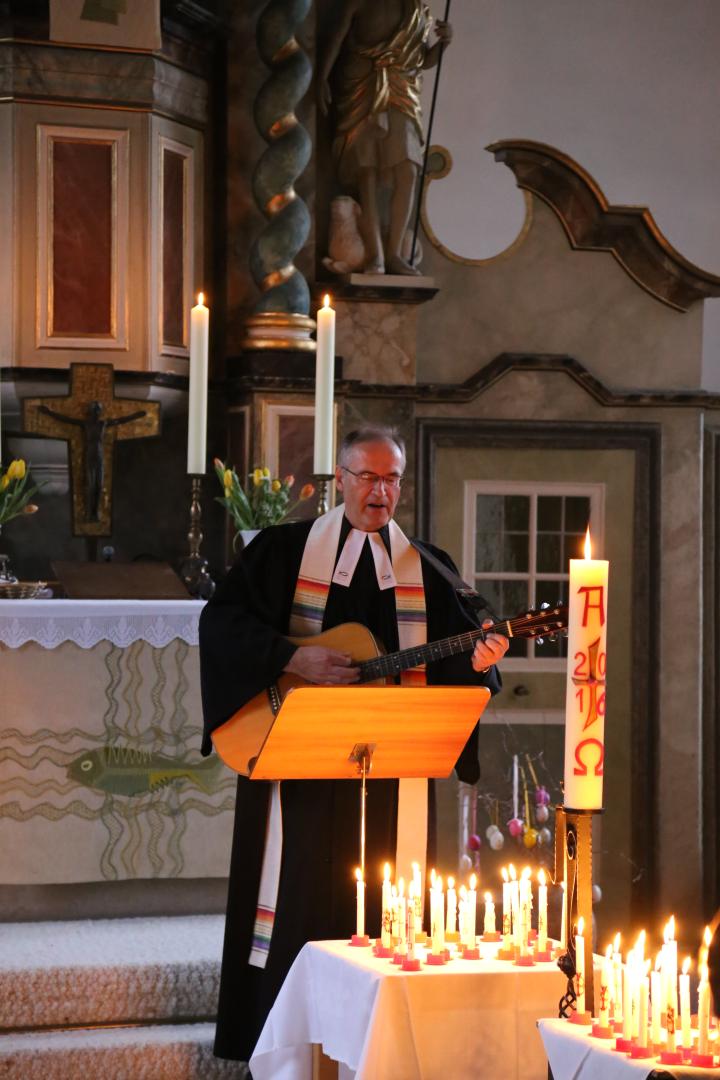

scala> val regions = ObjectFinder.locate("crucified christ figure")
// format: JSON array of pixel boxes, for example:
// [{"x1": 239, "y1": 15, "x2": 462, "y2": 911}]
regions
[
  {"x1": 39, "y1": 400, "x2": 146, "y2": 522},
  {"x1": 319, "y1": 0, "x2": 452, "y2": 275}
]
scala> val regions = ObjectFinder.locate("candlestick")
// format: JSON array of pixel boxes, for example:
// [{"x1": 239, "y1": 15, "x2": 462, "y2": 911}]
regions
[
  {"x1": 679, "y1": 958, "x2": 691, "y2": 1050},
  {"x1": 187, "y1": 293, "x2": 209, "y2": 475},
  {"x1": 313, "y1": 295, "x2": 335, "y2": 474},
  {"x1": 179, "y1": 476, "x2": 215, "y2": 599},
  {"x1": 483, "y1": 892, "x2": 496, "y2": 936},
  {"x1": 537, "y1": 871, "x2": 547, "y2": 954},
  {"x1": 563, "y1": 528, "x2": 609, "y2": 810}
]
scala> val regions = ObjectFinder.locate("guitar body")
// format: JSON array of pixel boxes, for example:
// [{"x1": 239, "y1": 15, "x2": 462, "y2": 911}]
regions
[{"x1": 211, "y1": 623, "x2": 388, "y2": 775}]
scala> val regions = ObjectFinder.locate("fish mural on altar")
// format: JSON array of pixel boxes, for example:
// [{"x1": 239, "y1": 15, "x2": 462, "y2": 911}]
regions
[{"x1": 67, "y1": 746, "x2": 223, "y2": 797}]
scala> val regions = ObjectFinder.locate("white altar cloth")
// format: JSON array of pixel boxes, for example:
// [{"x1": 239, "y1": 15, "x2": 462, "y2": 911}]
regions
[
  {"x1": 250, "y1": 939, "x2": 568, "y2": 1080},
  {"x1": 538, "y1": 1017, "x2": 713, "y2": 1079},
  {"x1": 0, "y1": 598, "x2": 203, "y2": 649}
]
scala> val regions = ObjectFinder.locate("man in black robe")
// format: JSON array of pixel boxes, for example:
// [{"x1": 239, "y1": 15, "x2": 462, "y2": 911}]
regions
[{"x1": 199, "y1": 426, "x2": 509, "y2": 1062}]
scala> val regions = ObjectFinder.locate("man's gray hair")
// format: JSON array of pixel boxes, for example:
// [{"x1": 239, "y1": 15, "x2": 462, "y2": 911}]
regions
[{"x1": 338, "y1": 425, "x2": 406, "y2": 466}]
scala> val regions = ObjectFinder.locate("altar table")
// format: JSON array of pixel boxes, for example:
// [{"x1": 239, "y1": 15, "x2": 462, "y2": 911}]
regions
[
  {"x1": 249, "y1": 939, "x2": 570, "y2": 1080},
  {"x1": 0, "y1": 599, "x2": 235, "y2": 888},
  {"x1": 539, "y1": 1017, "x2": 716, "y2": 1079}
]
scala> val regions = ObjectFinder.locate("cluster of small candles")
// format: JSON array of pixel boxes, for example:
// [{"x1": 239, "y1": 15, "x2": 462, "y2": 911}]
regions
[
  {"x1": 581, "y1": 918, "x2": 717, "y2": 1068},
  {"x1": 350, "y1": 864, "x2": 718, "y2": 1066},
  {"x1": 351, "y1": 862, "x2": 554, "y2": 969}
]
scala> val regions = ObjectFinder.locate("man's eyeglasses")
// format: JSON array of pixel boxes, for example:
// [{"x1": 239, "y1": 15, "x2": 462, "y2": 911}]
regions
[{"x1": 340, "y1": 466, "x2": 403, "y2": 489}]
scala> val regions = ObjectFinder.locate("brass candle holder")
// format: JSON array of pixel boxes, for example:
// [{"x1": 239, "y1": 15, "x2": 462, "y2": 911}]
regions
[
  {"x1": 179, "y1": 475, "x2": 215, "y2": 599},
  {"x1": 313, "y1": 473, "x2": 334, "y2": 517}
]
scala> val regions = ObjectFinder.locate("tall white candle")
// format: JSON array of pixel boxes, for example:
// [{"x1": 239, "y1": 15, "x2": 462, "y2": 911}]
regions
[
  {"x1": 313, "y1": 295, "x2": 335, "y2": 474},
  {"x1": 431, "y1": 875, "x2": 445, "y2": 955},
  {"x1": 187, "y1": 293, "x2": 209, "y2": 474},
  {"x1": 537, "y1": 870, "x2": 547, "y2": 953},
  {"x1": 563, "y1": 528, "x2": 609, "y2": 809},
  {"x1": 650, "y1": 955, "x2": 663, "y2": 1046},
  {"x1": 381, "y1": 863, "x2": 392, "y2": 949},
  {"x1": 575, "y1": 917, "x2": 586, "y2": 1014},
  {"x1": 406, "y1": 882, "x2": 416, "y2": 960},
  {"x1": 612, "y1": 934, "x2": 623, "y2": 1022},
  {"x1": 637, "y1": 964, "x2": 650, "y2": 1049},
  {"x1": 391, "y1": 885, "x2": 399, "y2": 940},
  {"x1": 501, "y1": 868, "x2": 511, "y2": 946},
  {"x1": 484, "y1": 892, "x2": 496, "y2": 936},
  {"x1": 468, "y1": 874, "x2": 477, "y2": 945},
  {"x1": 599, "y1": 945, "x2": 613, "y2": 1026},
  {"x1": 446, "y1": 877, "x2": 457, "y2": 934},
  {"x1": 698, "y1": 963, "x2": 711, "y2": 1056},
  {"x1": 510, "y1": 864, "x2": 520, "y2": 948},
  {"x1": 397, "y1": 877, "x2": 407, "y2": 950},
  {"x1": 622, "y1": 948, "x2": 634, "y2": 1042},
  {"x1": 679, "y1": 958, "x2": 691, "y2": 1050},
  {"x1": 519, "y1": 868, "x2": 531, "y2": 955},
  {"x1": 458, "y1": 885, "x2": 469, "y2": 948},
  {"x1": 355, "y1": 868, "x2": 365, "y2": 937}
]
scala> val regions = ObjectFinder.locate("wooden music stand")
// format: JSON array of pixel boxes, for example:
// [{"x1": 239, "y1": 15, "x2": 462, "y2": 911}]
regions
[{"x1": 246, "y1": 684, "x2": 491, "y2": 888}]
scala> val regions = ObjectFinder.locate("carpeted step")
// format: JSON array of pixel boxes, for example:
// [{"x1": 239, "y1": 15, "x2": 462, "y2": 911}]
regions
[
  {"x1": 0, "y1": 915, "x2": 225, "y2": 1031},
  {"x1": 0, "y1": 1022, "x2": 246, "y2": 1079}
]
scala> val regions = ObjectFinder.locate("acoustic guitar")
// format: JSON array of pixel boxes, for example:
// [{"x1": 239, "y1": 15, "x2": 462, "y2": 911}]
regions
[{"x1": 211, "y1": 604, "x2": 568, "y2": 775}]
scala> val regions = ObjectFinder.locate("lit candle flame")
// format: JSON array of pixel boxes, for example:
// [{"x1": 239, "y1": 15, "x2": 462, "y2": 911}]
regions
[
  {"x1": 521, "y1": 866, "x2": 531, "y2": 880},
  {"x1": 636, "y1": 929, "x2": 646, "y2": 950},
  {"x1": 355, "y1": 867, "x2": 362, "y2": 882},
  {"x1": 501, "y1": 867, "x2": 508, "y2": 883},
  {"x1": 509, "y1": 864, "x2": 517, "y2": 881},
  {"x1": 431, "y1": 868, "x2": 436, "y2": 887},
  {"x1": 583, "y1": 527, "x2": 592, "y2": 560},
  {"x1": 682, "y1": 956, "x2": 691, "y2": 975},
  {"x1": 448, "y1": 876, "x2": 455, "y2": 889},
  {"x1": 459, "y1": 884, "x2": 467, "y2": 899},
  {"x1": 668, "y1": 915, "x2": 675, "y2": 940},
  {"x1": 470, "y1": 873, "x2": 477, "y2": 890},
  {"x1": 577, "y1": 916, "x2": 585, "y2": 936},
  {"x1": 383, "y1": 862, "x2": 390, "y2": 881},
  {"x1": 538, "y1": 869, "x2": 546, "y2": 886},
  {"x1": 605, "y1": 944, "x2": 613, "y2": 959},
  {"x1": 704, "y1": 926, "x2": 713, "y2": 948},
  {"x1": 613, "y1": 932, "x2": 621, "y2": 953},
  {"x1": 197, "y1": 291, "x2": 205, "y2": 306},
  {"x1": 323, "y1": 293, "x2": 331, "y2": 309}
]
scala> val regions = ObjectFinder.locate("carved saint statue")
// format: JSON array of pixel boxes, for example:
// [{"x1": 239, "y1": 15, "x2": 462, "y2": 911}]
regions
[
  {"x1": 39, "y1": 401, "x2": 146, "y2": 522},
  {"x1": 320, "y1": 0, "x2": 451, "y2": 276}
]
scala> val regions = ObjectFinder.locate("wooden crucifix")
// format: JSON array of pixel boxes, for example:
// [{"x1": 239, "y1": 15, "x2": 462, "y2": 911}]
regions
[{"x1": 22, "y1": 363, "x2": 160, "y2": 541}]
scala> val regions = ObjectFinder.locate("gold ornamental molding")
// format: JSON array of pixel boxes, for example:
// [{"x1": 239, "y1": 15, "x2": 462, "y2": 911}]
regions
[
  {"x1": 420, "y1": 145, "x2": 533, "y2": 267},
  {"x1": 487, "y1": 139, "x2": 720, "y2": 312}
]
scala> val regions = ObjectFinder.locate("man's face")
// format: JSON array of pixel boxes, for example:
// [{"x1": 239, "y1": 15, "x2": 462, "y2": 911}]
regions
[{"x1": 335, "y1": 439, "x2": 405, "y2": 531}]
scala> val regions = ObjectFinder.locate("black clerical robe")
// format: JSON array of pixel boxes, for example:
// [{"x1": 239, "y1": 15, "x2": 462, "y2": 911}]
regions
[{"x1": 199, "y1": 517, "x2": 501, "y2": 1061}]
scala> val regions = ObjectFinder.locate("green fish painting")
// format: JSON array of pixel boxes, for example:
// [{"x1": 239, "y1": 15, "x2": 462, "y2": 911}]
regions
[{"x1": 67, "y1": 746, "x2": 223, "y2": 797}]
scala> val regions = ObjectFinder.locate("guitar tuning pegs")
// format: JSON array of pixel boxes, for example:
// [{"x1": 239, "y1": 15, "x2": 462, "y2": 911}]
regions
[
  {"x1": 540, "y1": 602, "x2": 549, "y2": 610},
  {"x1": 536, "y1": 637, "x2": 545, "y2": 646}
]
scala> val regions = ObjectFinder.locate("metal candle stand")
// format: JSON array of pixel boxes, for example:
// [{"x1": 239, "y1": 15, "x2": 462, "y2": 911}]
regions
[
  {"x1": 179, "y1": 475, "x2": 215, "y2": 599},
  {"x1": 555, "y1": 805, "x2": 602, "y2": 1018},
  {"x1": 313, "y1": 473, "x2": 334, "y2": 517}
]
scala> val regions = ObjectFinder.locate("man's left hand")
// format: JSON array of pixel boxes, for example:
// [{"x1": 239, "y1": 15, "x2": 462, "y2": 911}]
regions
[{"x1": 471, "y1": 619, "x2": 509, "y2": 672}]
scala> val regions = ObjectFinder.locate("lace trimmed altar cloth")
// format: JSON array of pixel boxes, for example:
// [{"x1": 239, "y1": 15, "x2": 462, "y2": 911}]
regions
[{"x1": 0, "y1": 598, "x2": 202, "y2": 649}]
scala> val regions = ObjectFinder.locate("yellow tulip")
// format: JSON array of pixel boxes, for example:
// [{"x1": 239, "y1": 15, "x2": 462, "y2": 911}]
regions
[
  {"x1": 271, "y1": 479, "x2": 281, "y2": 492},
  {"x1": 253, "y1": 468, "x2": 263, "y2": 486},
  {"x1": 0, "y1": 475, "x2": 9, "y2": 492},
  {"x1": 7, "y1": 459, "x2": 26, "y2": 481},
  {"x1": 262, "y1": 466, "x2": 270, "y2": 478},
  {"x1": 223, "y1": 469, "x2": 233, "y2": 489},
  {"x1": 224, "y1": 486, "x2": 232, "y2": 498}
]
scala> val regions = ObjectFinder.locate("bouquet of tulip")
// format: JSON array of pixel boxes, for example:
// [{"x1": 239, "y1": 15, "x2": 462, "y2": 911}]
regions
[
  {"x1": 0, "y1": 459, "x2": 40, "y2": 526},
  {"x1": 214, "y1": 459, "x2": 314, "y2": 542}
]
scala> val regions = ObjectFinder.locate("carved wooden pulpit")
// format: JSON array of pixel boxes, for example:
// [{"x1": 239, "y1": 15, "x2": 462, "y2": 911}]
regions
[{"x1": 22, "y1": 363, "x2": 160, "y2": 538}]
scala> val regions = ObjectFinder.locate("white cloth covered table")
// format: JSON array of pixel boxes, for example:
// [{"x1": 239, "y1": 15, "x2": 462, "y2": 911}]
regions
[
  {"x1": 538, "y1": 1017, "x2": 714, "y2": 1079},
  {"x1": 250, "y1": 939, "x2": 569, "y2": 1080},
  {"x1": 0, "y1": 598, "x2": 202, "y2": 649}
]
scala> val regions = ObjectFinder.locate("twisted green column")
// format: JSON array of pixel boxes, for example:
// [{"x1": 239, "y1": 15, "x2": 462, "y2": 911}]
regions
[{"x1": 244, "y1": 0, "x2": 315, "y2": 351}]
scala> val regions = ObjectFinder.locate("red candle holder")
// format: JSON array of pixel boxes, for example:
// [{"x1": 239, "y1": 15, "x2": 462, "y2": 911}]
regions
[
  {"x1": 514, "y1": 954, "x2": 535, "y2": 967},
  {"x1": 350, "y1": 934, "x2": 370, "y2": 947},
  {"x1": 658, "y1": 1050, "x2": 684, "y2": 1066},
  {"x1": 570, "y1": 1011, "x2": 592, "y2": 1026},
  {"x1": 690, "y1": 1052, "x2": 717, "y2": 1068},
  {"x1": 402, "y1": 957, "x2": 421, "y2": 972},
  {"x1": 613, "y1": 1037, "x2": 633, "y2": 1052},
  {"x1": 373, "y1": 944, "x2": 394, "y2": 958},
  {"x1": 497, "y1": 946, "x2": 515, "y2": 961},
  {"x1": 591, "y1": 1023, "x2": 614, "y2": 1040},
  {"x1": 392, "y1": 951, "x2": 407, "y2": 965},
  {"x1": 426, "y1": 952, "x2": 447, "y2": 966},
  {"x1": 629, "y1": 1043, "x2": 653, "y2": 1059},
  {"x1": 462, "y1": 947, "x2": 480, "y2": 960},
  {"x1": 533, "y1": 949, "x2": 553, "y2": 963}
]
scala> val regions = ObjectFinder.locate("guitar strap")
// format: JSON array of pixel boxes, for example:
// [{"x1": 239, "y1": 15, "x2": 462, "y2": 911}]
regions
[{"x1": 410, "y1": 539, "x2": 495, "y2": 620}]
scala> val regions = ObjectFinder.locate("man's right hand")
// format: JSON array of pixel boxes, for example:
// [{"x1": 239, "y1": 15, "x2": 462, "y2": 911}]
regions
[{"x1": 284, "y1": 646, "x2": 360, "y2": 685}]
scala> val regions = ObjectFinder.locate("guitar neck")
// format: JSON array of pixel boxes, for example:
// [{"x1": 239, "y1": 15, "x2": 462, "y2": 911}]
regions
[{"x1": 358, "y1": 622, "x2": 503, "y2": 684}]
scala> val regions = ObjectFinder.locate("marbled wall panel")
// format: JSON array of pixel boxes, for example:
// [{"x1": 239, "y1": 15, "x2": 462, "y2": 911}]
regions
[
  {"x1": 162, "y1": 148, "x2": 185, "y2": 348},
  {"x1": 52, "y1": 139, "x2": 112, "y2": 336},
  {"x1": 417, "y1": 198, "x2": 704, "y2": 392},
  {"x1": 335, "y1": 301, "x2": 417, "y2": 385}
]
